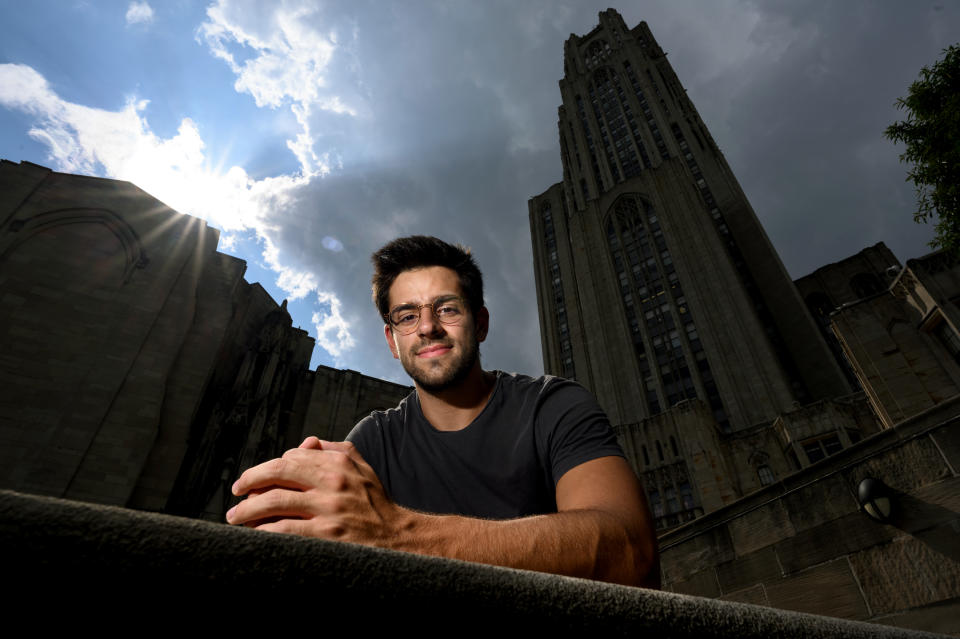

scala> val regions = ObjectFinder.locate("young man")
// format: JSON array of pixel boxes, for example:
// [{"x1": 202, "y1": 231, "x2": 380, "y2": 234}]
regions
[{"x1": 226, "y1": 236, "x2": 659, "y2": 587}]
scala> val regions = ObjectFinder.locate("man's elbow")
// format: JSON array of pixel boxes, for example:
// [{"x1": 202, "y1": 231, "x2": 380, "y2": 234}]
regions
[
  {"x1": 597, "y1": 512, "x2": 660, "y2": 588},
  {"x1": 625, "y1": 518, "x2": 661, "y2": 589},
  {"x1": 633, "y1": 538, "x2": 661, "y2": 589}
]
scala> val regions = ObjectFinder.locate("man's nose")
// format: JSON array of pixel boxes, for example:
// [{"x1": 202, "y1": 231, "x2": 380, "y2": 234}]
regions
[{"x1": 417, "y1": 306, "x2": 444, "y2": 336}]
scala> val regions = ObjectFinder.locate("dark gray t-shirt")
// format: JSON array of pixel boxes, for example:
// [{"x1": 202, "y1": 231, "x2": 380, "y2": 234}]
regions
[{"x1": 346, "y1": 371, "x2": 624, "y2": 519}]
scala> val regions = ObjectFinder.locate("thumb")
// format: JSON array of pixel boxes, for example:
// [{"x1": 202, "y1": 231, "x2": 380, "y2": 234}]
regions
[
  {"x1": 317, "y1": 439, "x2": 366, "y2": 464},
  {"x1": 299, "y1": 436, "x2": 323, "y2": 450}
]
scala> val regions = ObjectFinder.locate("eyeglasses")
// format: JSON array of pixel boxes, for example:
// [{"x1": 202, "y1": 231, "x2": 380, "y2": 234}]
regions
[{"x1": 386, "y1": 296, "x2": 466, "y2": 335}]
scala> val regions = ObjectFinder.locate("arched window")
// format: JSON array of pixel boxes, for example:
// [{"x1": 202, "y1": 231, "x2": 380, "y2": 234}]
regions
[
  {"x1": 757, "y1": 465, "x2": 775, "y2": 486},
  {"x1": 641, "y1": 444, "x2": 650, "y2": 466},
  {"x1": 656, "y1": 440, "x2": 664, "y2": 462},
  {"x1": 670, "y1": 435, "x2": 678, "y2": 457}
]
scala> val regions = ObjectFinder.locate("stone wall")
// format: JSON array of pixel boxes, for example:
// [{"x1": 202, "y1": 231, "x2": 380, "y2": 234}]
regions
[
  {"x1": 0, "y1": 160, "x2": 412, "y2": 522},
  {"x1": 832, "y1": 257, "x2": 960, "y2": 428},
  {"x1": 300, "y1": 365, "x2": 412, "y2": 442},
  {"x1": 1, "y1": 488, "x2": 941, "y2": 637},
  {"x1": 0, "y1": 160, "x2": 260, "y2": 508},
  {"x1": 660, "y1": 410, "x2": 960, "y2": 636}
]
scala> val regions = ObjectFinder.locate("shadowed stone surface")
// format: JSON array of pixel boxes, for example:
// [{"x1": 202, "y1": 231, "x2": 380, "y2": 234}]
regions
[
  {"x1": 717, "y1": 546, "x2": 783, "y2": 594},
  {"x1": 765, "y1": 559, "x2": 870, "y2": 619},
  {"x1": 849, "y1": 535, "x2": 960, "y2": 616},
  {"x1": 931, "y1": 424, "x2": 960, "y2": 476},
  {"x1": 721, "y1": 583, "x2": 770, "y2": 606},
  {"x1": 1, "y1": 490, "x2": 943, "y2": 637},
  {"x1": 727, "y1": 499, "x2": 796, "y2": 556},
  {"x1": 671, "y1": 568, "x2": 721, "y2": 598},
  {"x1": 774, "y1": 511, "x2": 897, "y2": 575}
]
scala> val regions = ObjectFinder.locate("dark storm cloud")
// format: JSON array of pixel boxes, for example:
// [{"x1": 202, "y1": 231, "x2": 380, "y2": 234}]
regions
[
  {"x1": 7, "y1": 2, "x2": 956, "y2": 382},
  {"x1": 663, "y1": 1, "x2": 957, "y2": 275},
  {"x1": 257, "y1": 0, "x2": 958, "y2": 380}
]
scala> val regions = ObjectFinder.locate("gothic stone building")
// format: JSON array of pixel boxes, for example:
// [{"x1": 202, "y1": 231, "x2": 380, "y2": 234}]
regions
[
  {"x1": 0, "y1": 159, "x2": 410, "y2": 521},
  {"x1": 528, "y1": 11, "x2": 959, "y2": 631},
  {"x1": 529, "y1": 9, "x2": 858, "y2": 529}
]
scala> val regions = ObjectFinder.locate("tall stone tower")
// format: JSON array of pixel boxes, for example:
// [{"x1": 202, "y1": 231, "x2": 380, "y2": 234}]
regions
[{"x1": 530, "y1": 11, "x2": 849, "y2": 434}]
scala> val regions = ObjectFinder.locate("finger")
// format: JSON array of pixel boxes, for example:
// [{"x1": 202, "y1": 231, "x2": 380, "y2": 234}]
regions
[
  {"x1": 316, "y1": 439, "x2": 362, "y2": 462},
  {"x1": 280, "y1": 446, "x2": 373, "y2": 482},
  {"x1": 232, "y1": 456, "x2": 322, "y2": 496},
  {"x1": 315, "y1": 441, "x2": 382, "y2": 481},
  {"x1": 301, "y1": 441, "x2": 385, "y2": 486},
  {"x1": 299, "y1": 436, "x2": 322, "y2": 450},
  {"x1": 255, "y1": 519, "x2": 310, "y2": 536},
  {"x1": 226, "y1": 488, "x2": 314, "y2": 526}
]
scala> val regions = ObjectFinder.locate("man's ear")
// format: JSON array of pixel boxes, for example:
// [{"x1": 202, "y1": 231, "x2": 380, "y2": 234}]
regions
[
  {"x1": 476, "y1": 306, "x2": 490, "y2": 343},
  {"x1": 384, "y1": 324, "x2": 399, "y2": 359}
]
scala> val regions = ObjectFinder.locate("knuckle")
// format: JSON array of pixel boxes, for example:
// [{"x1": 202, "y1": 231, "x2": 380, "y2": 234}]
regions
[
  {"x1": 328, "y1": 495, "x2": 348, "y2": 514},
  {"x1": 321, "y1": 522, "x2": 346, "y2": 538},
  {"x1": 331, "y1": 452, "x2": 352, "y2": 469},
  {"x1": 326, "y1": 470, "x2": 350, "y2": 492},
  {"x1": 264, "y1": 488, "x2": 292, "y2": 512}
]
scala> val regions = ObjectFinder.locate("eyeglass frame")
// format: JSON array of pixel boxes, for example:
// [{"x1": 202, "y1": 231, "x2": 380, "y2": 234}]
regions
[{"x1": 383, "y1": 295, "x2": 469, "y2": 335}]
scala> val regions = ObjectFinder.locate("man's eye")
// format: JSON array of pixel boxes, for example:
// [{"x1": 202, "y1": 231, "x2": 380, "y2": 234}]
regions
[{"x1": 437, "y1": 304, "x2": 461, "y2": 316}]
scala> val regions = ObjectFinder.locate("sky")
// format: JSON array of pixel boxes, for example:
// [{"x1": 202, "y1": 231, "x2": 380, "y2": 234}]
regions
[{"x1": 1, "y1": 1, "x2": 957, "y2": 385}]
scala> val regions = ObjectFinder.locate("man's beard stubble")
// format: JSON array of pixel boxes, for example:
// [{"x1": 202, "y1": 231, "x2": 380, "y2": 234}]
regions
[{"x1": 402, "y1": 336, "x2": 481, "y2": 393}]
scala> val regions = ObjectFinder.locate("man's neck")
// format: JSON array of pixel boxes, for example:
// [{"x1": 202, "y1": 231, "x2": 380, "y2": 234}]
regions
[{"x1": 416, "y1": 365, "x2": 496, "y2": 432}]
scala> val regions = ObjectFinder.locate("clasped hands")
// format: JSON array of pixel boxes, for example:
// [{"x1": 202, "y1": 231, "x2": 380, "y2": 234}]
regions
[{"x1": 226, "y1": 436, "x2": 407, "y2": 546}]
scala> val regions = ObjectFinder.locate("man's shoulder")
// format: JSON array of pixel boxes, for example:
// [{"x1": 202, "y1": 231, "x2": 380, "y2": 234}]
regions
[
  {"x1": 495, "y1": 371, "x2": 592, "y2": 400},
  {"x1": 348, "y1": 388, "x2": 418, "y2": 441},
  {"x1": 371, "y1": 388, "x2": 418, "y2": 422}
]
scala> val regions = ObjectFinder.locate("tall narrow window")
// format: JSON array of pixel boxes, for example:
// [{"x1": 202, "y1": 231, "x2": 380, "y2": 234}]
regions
[
  {"x1": 757, "y1": 465, "x2": 775, "y2": 486},
  {"x1": 541, "y1": 203, "x2": 575, "y2": 379},
  {"x1": 605, "y1": 195, "x2": 727, "y2": 426}
]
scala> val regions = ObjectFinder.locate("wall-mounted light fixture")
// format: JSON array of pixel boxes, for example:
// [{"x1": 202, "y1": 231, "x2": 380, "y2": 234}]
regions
[{"x1": 857, "y1": 477, "x2": 894, "y2": 523}]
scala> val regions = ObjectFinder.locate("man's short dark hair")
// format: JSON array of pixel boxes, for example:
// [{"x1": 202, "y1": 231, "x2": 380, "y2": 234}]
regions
[{"x1": 371, "y1": 235, "x2": 484, "y2": 320}]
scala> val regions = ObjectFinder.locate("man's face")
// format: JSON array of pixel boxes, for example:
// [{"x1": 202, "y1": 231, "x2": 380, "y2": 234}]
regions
[{"x1": 384, "y1": 266, "x2": 488, "y2": 392}]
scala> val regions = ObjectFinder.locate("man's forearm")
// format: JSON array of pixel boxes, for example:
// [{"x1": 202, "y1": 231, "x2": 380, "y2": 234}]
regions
[
  {"x1": 228, "y1": 442, "x2": 660, "y2": 588},
  {"x1": 389, "y1": 507, "x2": 658, "y2": 588}
]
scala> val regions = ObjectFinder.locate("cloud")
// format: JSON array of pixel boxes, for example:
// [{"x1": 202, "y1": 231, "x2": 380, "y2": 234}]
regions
[
  {"x1": 312, "y1": 291, "x2": 355, "y2": 361},
  {"x1": 0, "y1": 61, "x2": 354, "y2": 355},
  {"x1": 7, "y1": 0, "x2": 952, "y2": 382},
  {"x1": 197, "y1": 0, "x2": 360, "y2": 177},
  {"x1": 125, "y1": 1, "x2": 154, "y2": 26}
]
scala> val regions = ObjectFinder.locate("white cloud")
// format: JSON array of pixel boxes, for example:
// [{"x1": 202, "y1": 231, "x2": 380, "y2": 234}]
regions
[
  {"x1": 219, "y1": 233, "x2": 238, "y2": 251},
  {"x1": 0, "y1": 62, "x2": 361, "y2": 355},
  {"x1": 312, "y1": 291, "x2": 355, "y2": 361},
  {"x1": 198, "y1": 0, "x2": 360, "y2": 177},
  {"x1": 125, "y1": 1, "x2": 154, "y2": 25}
]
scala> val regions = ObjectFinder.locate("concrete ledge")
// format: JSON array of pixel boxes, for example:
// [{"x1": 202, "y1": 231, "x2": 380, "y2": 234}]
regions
[{"x1": 1, "y1": 490, "x2": 945, "y2": 636}]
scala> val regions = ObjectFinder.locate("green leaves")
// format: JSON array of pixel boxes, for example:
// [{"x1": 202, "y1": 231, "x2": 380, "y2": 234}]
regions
[{"x1": 885, "y1": 45, "x2": 960, "y2": 254}]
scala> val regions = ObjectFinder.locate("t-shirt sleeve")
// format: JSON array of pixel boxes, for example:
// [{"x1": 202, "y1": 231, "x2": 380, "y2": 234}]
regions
[{"x1": 536, "y1": 378, "x2": 625, "y2": 485}]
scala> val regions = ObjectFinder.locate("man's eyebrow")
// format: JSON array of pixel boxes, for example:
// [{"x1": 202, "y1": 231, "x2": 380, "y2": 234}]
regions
[{"x1": 391, "y1": 294, "x2": 459, "y2": 308}]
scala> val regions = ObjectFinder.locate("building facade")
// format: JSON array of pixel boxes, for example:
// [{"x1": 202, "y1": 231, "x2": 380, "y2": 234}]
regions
[
  {"x1": 526, "y1": 15, "x2": 959, "y2": 630},
  {"x1": 0, "y1": 160, "x2": 411, "y2": 521},
  {"x1": 529, "y1": 10, "x2": 855, "y2": 527},
  {"x1": 530, "y1": 10, "x2": 850, "y2": 435}
]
